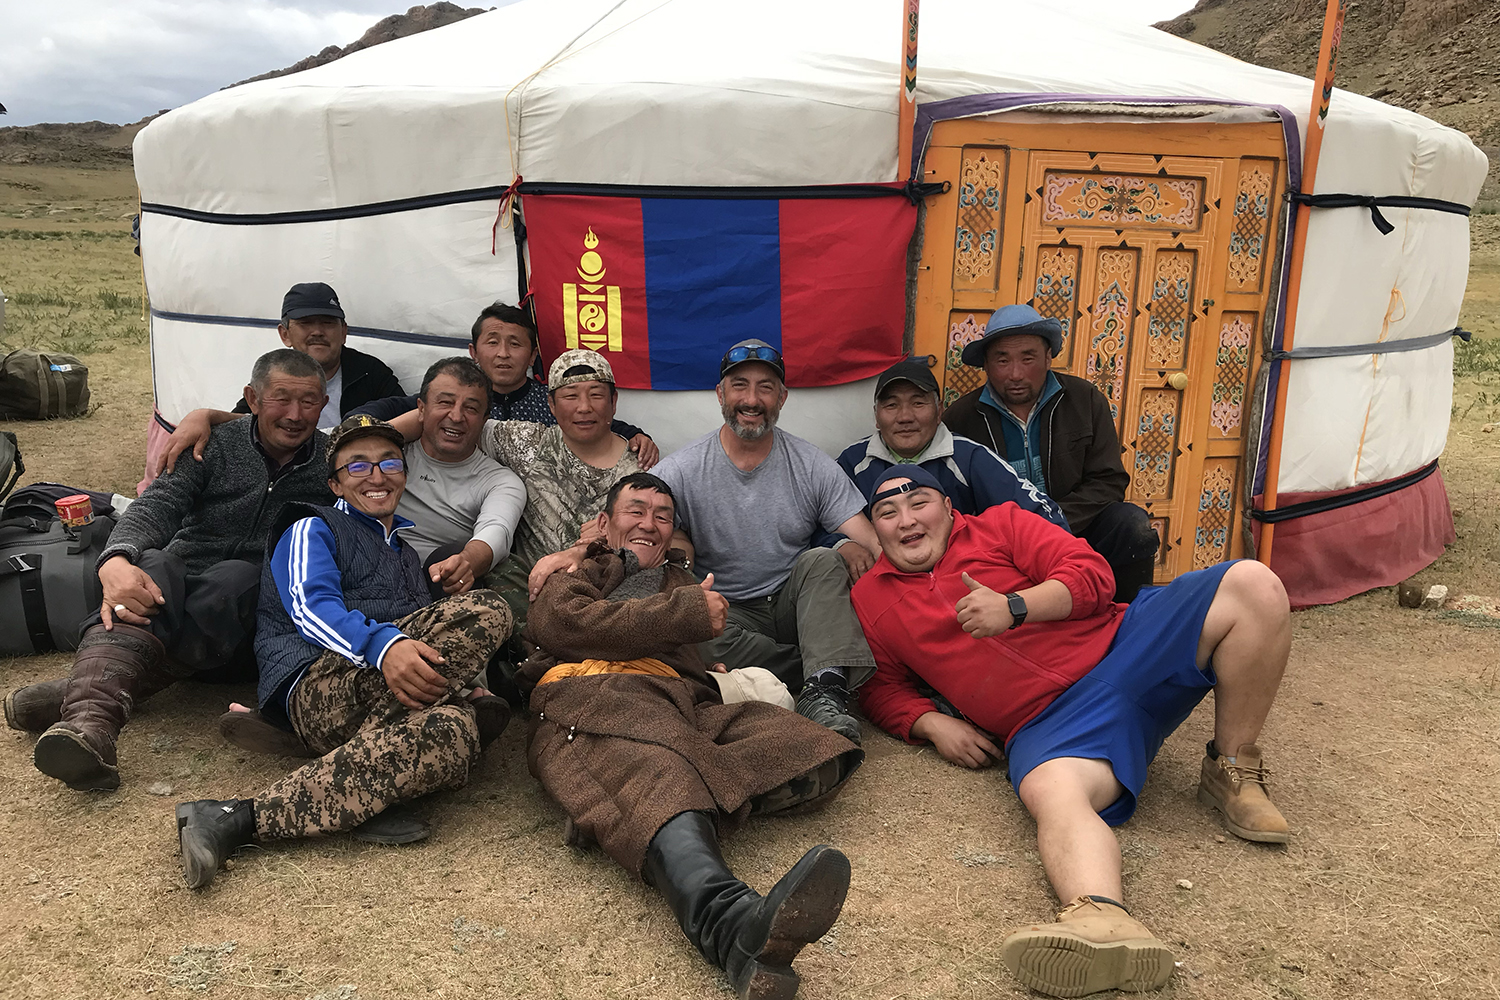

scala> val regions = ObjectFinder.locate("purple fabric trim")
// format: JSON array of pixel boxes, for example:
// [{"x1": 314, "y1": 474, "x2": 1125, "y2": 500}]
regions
[{"x1": 906, "y1": 91, "x2": 1305, "y2": 496}]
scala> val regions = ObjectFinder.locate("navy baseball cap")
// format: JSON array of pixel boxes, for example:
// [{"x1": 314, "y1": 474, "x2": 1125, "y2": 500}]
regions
[
  {"x1": 960, "y1": 303, "x2": 1063, "y2": 367},
  {"x1": 868, "y1": 464, "x2": 947, "y2": 509},
  {"x1": 282, "y1": 282, "x2": 346, "y2": 322}
]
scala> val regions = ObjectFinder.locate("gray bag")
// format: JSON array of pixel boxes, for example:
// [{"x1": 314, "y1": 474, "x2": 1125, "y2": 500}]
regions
[{"x1": 0, "y1": 513, "x2": 115, "y2": 654}]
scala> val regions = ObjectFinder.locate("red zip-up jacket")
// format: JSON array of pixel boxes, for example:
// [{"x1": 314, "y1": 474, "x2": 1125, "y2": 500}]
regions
[{"x1": 852, "y1": 505, "x2": 1124, "y2": 745}]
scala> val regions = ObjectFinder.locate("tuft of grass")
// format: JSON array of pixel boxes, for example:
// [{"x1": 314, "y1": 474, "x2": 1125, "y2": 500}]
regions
[
  {"x1": 0, "y1": 228, "x2": 132, "y2": 242},
  {"x1": 1453, "y1": 336, "x2": 1500, "y2": 379}
]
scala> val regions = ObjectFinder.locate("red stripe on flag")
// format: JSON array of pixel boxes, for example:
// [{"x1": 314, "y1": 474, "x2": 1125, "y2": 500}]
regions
[
  {"x1": 523, "y1": 195, "x2": 653, "y2": 389},
  {"x1": 778, "y1": 195, "x2": 914, "y2": 386}
]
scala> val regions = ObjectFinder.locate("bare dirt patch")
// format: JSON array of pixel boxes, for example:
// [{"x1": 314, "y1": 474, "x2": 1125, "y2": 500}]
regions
[{"x1": 2, "y1": 164, "x2": 1498, "y2": 1000}]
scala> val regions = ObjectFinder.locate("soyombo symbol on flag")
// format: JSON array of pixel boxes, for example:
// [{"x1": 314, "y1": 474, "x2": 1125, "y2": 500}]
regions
[{"x1": 520, "y1": 185, "x2": 918, "y2": 390}]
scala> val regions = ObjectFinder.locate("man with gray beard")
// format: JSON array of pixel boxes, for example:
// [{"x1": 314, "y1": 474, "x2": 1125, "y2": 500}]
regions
[{"x1": 650, "y1": 340, "x2": 881, "y2": 744}]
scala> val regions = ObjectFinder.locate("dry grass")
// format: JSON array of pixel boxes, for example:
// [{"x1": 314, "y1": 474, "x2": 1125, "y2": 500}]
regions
[{"x1": 2, "y1": 163, "x2": 1500, "y2": 1000}]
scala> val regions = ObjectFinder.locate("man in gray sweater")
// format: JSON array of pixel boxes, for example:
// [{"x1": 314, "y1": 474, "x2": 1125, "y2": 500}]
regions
[{"x1": 4, "y1": 349, "x2": 334, "y2": 792}]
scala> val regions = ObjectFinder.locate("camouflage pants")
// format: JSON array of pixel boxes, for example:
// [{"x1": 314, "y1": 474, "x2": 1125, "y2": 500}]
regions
[
  {"x1": 252, "y1": 591, "x2": 513, "y2": 841},
  {"x1": 749, "y1": 754, "x2": 857, "y2": 817}
]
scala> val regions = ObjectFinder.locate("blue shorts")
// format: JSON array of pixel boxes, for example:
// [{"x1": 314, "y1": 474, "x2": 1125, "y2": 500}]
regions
[{"x1": 1005, "y1": 559, "x2": 1236, "y2": 825}]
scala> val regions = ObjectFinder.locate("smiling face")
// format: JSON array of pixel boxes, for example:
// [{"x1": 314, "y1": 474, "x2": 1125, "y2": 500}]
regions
[
  {"x1": 870, "y1": 480, "x2": 955, "y2": 573},
  {"x1": 597, "y1": 484, "x2": 676, "y2": 569},
  {"x1": 329, "y1": 438, "x2": 406, "y2": 525},
  {"x1": 469, "y1": 318, "x2": 537, "y2": 394},
  {"x1": 875, "y1": 383, "x2": 943, "y2": 459},
  {"x1": 417, "y1": 372, "x2": 487, "y2": 462},
  {"x1": 983, "y1": 334, "x2": 1052, "y2": 414},
  {"x1": 717, "y1": 362, "x2": 787, "y2": 442},
  {"x1": 548, "y1": 379, "x2": 617, "y2": 447},
  {"x1": 279, "y1": 315, "x2": 348, "y2": 375},
  {"x1": 245, "y1": 369, "x2": 326, "y2": 460}
]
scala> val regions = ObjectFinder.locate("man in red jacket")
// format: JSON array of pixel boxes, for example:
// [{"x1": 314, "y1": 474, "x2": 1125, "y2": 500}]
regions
[{"x1": 850, "y1": 466, "x2": 1292, "y2": 998}]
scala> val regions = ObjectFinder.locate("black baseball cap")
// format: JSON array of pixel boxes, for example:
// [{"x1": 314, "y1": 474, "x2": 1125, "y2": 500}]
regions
[
  {"x1": 867, "y1": 464, "x2": 947, "y2": 509},
  {"x1": 282, "y1": 282, "x2": 346, "y2": 322},
  {"x1": 719, "y1": 339, "x2": 786, "y2": 381},
  {"x1": 874, "y1": 358, "x2": 940, "y2": 399}
]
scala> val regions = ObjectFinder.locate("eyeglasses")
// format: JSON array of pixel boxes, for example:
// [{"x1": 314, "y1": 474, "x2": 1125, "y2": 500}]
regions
[
  {"x1": 337, "y1": 458, "x2": 406, "y2": 478},
  {"x1": 723, "y1": 345, "x2": 783, "y2": 368}
]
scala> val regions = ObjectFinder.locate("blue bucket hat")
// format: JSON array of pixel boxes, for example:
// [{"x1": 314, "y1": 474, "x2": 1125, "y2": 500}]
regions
[{"x1": 959, "y1": 304, "x2": 1063, "y2": 367}]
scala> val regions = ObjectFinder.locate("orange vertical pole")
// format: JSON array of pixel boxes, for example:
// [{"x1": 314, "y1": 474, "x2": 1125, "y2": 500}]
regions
[
  {"x1": 1258, "y1": 0, "x2": 1348, "y2": 566},
  {"x1": 896, "y1": 0, "x2": 920, "y2": 180}
]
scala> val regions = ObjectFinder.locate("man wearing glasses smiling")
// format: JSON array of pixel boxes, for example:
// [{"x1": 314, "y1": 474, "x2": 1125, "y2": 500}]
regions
[{"x1": 172, "y1": 415, "x2": 514, "y2": 888}]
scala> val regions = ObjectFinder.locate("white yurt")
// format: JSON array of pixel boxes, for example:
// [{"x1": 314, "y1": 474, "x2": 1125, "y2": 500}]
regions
[{"x1": 131, "y1": 0, "x2": 1488, "y2": 606}]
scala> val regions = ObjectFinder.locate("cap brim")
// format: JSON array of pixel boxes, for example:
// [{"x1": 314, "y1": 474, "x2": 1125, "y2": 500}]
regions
[
  {"x1": 720, "y1": 359, "x2": 786, "y2": 380},
  {"x1": 283, "y1": 307, "x2": 346, "y2": 321},
  {"x1": 328, "y1": 427, "x2": 405, "y2": 462},
  {"x1": 876, "y1": 375, "x2": 939, "y2": 397}
]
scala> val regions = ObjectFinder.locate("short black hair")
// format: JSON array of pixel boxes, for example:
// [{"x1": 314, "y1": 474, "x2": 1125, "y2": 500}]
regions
[
  {"x1": 471, "y1": 301, "x2": 538, "y2": 350},
  {"x1": 604, "y1": 472, "x2": 676, "y2": 516},
  {"x1": 251, "y1": 348, "x2": 326, "y2": 394},
  {"x1": 419, "y1": 356, "x2": 488, "y2": 401}
]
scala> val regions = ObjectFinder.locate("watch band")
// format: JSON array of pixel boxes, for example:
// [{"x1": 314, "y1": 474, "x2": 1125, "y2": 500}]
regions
[{"x1": 1004, "y1": 592, "x2": 1028, "y2": 629}]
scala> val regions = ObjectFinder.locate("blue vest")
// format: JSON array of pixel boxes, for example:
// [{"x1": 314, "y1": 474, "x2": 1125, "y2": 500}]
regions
[{"x1": 254, "y1": 502, "x2": 429, "y2": 718}]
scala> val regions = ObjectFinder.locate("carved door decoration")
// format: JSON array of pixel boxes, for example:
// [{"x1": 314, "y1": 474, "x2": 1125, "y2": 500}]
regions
[{"x1": 913, "y1": 124, "x2": 1284, "y2": 583}]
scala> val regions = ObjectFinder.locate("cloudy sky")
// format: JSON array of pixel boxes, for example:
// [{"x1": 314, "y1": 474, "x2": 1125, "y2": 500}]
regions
[{"x1": 0, "y1": 0, "x2": 1194, "y2": 127}]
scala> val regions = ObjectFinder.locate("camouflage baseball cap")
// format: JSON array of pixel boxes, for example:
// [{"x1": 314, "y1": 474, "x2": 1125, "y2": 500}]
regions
[
  {"x1": 548, "y1": 349, "x2": 615, "y2": 391},
  {"x1": 325, "y1": 413, "x2": 405, "y2": 465}
]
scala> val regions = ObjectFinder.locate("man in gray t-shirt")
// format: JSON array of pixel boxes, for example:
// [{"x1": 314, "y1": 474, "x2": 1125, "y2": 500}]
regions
[{"x1": 653, "y1": 340, "x2": 881, "y2": 745}]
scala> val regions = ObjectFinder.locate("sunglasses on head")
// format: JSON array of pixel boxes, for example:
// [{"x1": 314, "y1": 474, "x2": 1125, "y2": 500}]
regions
[
  {"x1": 723, "y1": 345, "x2": 783, "y2": 368},
  {"x1": 337, "y1": 458, "x2": 407, "y2": 478}
]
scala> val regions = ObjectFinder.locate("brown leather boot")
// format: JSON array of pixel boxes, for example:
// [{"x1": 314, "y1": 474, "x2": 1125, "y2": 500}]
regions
[
  {"x1": 33, "y1": 624, "x2": 174, "y2": 791},
  {"x1": 4, "y1": 677, "x2": 69, "y2": 732},
  {"x1": 1196, "y1": 742, "x2": 1290, "y2": 844},
  {"x1": 1000, "y1": 895, "x2": 1174, "y2": 997}
]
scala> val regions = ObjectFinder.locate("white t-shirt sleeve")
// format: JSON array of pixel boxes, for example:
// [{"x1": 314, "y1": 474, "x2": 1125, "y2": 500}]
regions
[{"x1": 470, "y1": 465, "x2": 527, "y2": 570}]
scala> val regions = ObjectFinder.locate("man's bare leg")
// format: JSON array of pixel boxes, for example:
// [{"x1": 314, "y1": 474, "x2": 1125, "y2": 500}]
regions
[
  {"x1": 1194, "y1": 560, "x2": 1292, "y2": 843},
  {"x1": 1004, "y1": 757, "x2": 1173, "y2": 996}
]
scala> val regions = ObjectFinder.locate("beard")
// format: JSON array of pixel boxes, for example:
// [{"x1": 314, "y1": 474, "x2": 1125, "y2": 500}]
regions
[{"x1": 721, "y1": 400, "x2": 779, "y2": 441}]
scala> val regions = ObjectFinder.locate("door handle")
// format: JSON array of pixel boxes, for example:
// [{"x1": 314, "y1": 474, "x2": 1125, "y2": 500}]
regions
[{"x1": 1167, "y1": 372, "x2": 1189, "y2": 390}]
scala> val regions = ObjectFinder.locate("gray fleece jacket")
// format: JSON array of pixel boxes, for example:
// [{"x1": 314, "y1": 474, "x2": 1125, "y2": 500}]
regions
[{"x1": 100, "y1": 418, "x2": 333, "y2": 575}]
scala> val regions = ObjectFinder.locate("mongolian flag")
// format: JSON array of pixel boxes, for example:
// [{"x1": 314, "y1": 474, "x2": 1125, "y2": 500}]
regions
[{"x1": 520, "y1": 184, "x2": 917, "y2": 390}]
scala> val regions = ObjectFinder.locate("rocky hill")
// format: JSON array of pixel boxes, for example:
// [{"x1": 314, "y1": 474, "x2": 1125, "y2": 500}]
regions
[{"x1": 231, "y1": 3, "x2": 487, "y2": 87}]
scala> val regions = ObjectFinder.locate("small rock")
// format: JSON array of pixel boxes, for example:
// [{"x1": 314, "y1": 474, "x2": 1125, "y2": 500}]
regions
[
  {"x1": 1176, "y1": 879, "x2": 1193, "y2": 890},
  {"x1": 1481, "y1": 422, "x2": 1497, "y2": 432},
  {"x1": 1420, "y1": 584, "x2": 1449, "y2": 610},
  {"x1": 1214, "y1": 835, "x2": 1226, "y2": 843},
  {"x1": 1397, "y1": 581, "x2": 1423, "y2": 608},
  {"x1": 146, "y1": 782, "x2": 173, "y2": 796}
]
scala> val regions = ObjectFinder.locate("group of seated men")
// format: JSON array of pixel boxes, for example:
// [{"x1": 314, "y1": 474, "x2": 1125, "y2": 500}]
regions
[{"x1": 3, "y1": 281, "x2": 1295, "y2": 999}]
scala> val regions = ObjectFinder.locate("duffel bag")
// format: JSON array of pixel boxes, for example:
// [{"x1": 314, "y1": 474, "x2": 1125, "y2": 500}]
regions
[
  {"x1": 0, "y1": 349, "x2": 91, "y2": 419},
  {"x1": 0, "y1": 512, "x2": 116, "y2": 655}
]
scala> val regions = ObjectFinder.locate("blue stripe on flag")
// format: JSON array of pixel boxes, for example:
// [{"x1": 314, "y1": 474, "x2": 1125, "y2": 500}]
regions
[{"x1": 640, "y1": 198, "x2": 782, "y2": 390}]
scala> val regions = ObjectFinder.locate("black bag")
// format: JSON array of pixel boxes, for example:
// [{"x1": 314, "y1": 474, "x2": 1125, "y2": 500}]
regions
[
  {"x1": 0, "y1": 431, "x2": 20, "y2": 504},
  {"x1": 2, "y1": 481, "x2": 121, "y2": 524},
  {"x1": 0, "y1": 349, "x2": 91, "y2": 419},
  {"x1": 0, "y1": 510, "x2": 116, "y2": 654}
]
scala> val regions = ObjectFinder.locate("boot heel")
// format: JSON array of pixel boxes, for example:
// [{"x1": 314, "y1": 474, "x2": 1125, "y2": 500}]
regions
[{"x1": 731, "y1": 960, "x2": 800, "y2": 1000}]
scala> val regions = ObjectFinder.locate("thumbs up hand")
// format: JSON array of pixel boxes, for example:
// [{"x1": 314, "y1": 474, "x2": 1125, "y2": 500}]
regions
[
  {"x1": 955, "y1": 572, "x2": 1013, "y2": 638},
  {"x1": 700, "y1": 572, "x2": 729, "y2": 636}
]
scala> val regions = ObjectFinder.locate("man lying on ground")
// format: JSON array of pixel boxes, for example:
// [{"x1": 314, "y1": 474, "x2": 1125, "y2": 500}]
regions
[
  {"x1": 175, "y1": 416, "x2": 513, "y2": 888},
  {"x1": 352, "y1": 301, "x2": 658, "y2": 466},
  {"x1": 643, "y1": 340, "x2": 881, "y2": 744},
  {"x1": 5, "y1": 349, "x2": 335, "y2": 791},
  {"x1": 851, "y1": 465, "x2": 1292, "y2": 998},
  {"x1": 521, "y1": 472, "x2": 862, "y2": 1000}
]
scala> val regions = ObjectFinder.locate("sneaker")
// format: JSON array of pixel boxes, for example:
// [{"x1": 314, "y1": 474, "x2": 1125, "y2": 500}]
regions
[
  {"x1": 1000, "y1": 895, "x2": 1174, "y2": 997},
  {"x1": 795, "y1": 677, "x2": 862, "y2": 745},
  {"x1": 1196, "y1": 742, "x2": 1290, "y2": 844}
]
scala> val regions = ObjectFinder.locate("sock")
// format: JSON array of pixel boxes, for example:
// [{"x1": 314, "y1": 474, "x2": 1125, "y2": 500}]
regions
[{"x1": 806, "y1": 667, "x2": 847, "y2": 688}]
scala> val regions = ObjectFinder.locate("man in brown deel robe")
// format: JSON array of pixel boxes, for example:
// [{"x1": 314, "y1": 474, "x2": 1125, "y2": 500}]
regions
[{"x1": 522, "y1": 472, "x2": 864, "y2": 1000}]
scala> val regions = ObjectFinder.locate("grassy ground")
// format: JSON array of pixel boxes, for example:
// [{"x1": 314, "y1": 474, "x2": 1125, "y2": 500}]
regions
[{"x1": 1, "y1": 163, "x2": 1499, "y2": 1000}]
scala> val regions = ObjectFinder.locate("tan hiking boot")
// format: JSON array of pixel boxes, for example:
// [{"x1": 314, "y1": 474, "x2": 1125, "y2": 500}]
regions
[
  {"x1": 1196, "y1": 742, "x2": 1290, "y2": 844},
  {"x1": 1000, "y1": 895, "x2": 1174, "y2": 997}
]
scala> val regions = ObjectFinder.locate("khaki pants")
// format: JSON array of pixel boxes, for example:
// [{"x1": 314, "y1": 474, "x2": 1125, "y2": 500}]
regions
[{"x1": 252, "y1": 591, "x2": 512, "y2": 840}]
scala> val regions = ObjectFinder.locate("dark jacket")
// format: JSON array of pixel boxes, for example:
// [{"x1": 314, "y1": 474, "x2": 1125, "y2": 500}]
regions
[
  {"x1": 232, "y1": 345, "x2": 404, "y2": 418},
  {"x1": 99, "y1": 418, "x2": 332, "y2": 575},
  {"x1": 521, "y1": 543, "x2": 861, "y2": 874},
  {"x1": 353, "y1": 377, "x2": 647, "y2": 441},
  {"x1": 942, "y1": 372, "x2": 1129, "y2": 534},
  {"x1": 254, "y1": 501, "x2": 430, "y2": 722}
]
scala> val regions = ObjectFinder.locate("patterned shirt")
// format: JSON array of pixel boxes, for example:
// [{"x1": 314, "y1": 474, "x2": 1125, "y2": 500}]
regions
[{"x1": 477, "y1": 421, "x2": 642, "y2": 568}]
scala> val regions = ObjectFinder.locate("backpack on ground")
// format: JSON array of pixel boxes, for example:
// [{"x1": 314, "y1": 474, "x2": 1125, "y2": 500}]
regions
[
  {"x1": 0, "y1": 489, "x2": 118, "y2": 655},
  {"x1": 0, "y1": 349, "x2": 91, "y2": 419},
  {"x1": 0, "y1": 431, "x2": 20, "y2": 504}
]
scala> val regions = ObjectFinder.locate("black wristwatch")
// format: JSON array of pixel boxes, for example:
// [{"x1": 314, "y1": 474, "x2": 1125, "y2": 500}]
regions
[{"x1": 1004, "y1": 592, "x2": 1028, "y2": 629}]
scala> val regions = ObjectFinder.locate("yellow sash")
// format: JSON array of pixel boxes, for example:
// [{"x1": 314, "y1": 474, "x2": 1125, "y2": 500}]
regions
[{"x1": 536, "y1": 657, "x2": 680, "y2": 687}]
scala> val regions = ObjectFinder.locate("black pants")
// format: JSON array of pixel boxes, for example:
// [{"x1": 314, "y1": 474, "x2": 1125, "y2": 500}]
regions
[
  {"x1": 1079, "y1": 501, "x2": 1159, "y2": 604},
  {"x1": 82, "y1": 549, "x2": 261, "y2": 679}
]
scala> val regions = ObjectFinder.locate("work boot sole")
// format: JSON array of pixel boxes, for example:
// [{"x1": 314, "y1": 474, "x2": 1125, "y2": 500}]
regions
[
  {"x1": 34, "y1": 727, "x2": 120, "y2": 791},
  {"x1": 218, "y1": 711, "x2": 316, "y2": 757},
  {"x1": 1196, "y1": 786, "x2": 1291, "y2": 844},
  {"x1": 735, "y1": 846, "x2": 852, "y2": 1000},
  {"x1": 1000, "y1": 928, "x2": 1174, "y2": 997}
]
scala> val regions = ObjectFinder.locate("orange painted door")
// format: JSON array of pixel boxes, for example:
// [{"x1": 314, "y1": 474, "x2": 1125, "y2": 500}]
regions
[{"x1": 913, "y1": 122, "x2": 1284, "y2": 582}]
